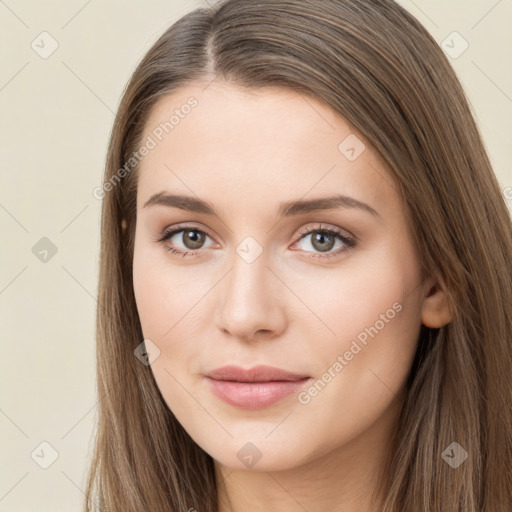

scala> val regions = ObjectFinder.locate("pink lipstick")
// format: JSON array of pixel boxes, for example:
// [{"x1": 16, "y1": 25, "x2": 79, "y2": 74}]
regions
[{"x1": 205, "y1": 365, "x2": 311, "y2": 410}]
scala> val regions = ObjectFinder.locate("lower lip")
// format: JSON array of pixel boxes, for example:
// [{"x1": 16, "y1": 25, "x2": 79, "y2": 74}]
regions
[{"x1": 205, "y1": 377, "x2": 311, "y2": 409}]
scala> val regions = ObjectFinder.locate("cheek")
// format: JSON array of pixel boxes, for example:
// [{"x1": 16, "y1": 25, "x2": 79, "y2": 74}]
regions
[
  {"x1": 133, "y1": 238, "x2": 209, "y2": 341},
  {"x1": 296, "y1": 246, "x2": 419, "y2": 340},
  {"x1": 282, "y1": 245, "x2": 423, "y2": 452},
  {"x1": 291, "y1": 239, "x2": 424, "y2": 390},
  {"x1": 132, "y1": 243, "x2": 210, "y2": 410},
  {"x1": 133, "y1": 251, "x2": 167, "y2": 340}
]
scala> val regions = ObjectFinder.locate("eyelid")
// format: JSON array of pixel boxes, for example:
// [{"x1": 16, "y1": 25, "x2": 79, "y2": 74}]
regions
[
  {"x1": 295, "y1": 222, "x2": 355, "y2": 242},
  {"x1": 154, "y1": 223, "x2": 216, "y2": 244}
]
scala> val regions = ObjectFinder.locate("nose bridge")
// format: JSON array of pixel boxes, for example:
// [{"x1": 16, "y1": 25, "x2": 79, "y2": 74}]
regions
[
  {"x1": 215, "y1": 241, "x2": 286, "y2": 339},
  {"x1": 224, "y1": 244, "x2": 272, "y2": 309}
]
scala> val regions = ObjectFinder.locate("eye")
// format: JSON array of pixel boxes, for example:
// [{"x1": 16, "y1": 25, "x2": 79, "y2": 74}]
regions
[
  {"x1": 292, "y1": 224, "x2": 356, "y2": 259},
  {"x1": 155, "y1": 225, "x2": 215, "y2": 257},
  {"x1": 155, "y1": 223, "x2": 356, "y2": 260}
]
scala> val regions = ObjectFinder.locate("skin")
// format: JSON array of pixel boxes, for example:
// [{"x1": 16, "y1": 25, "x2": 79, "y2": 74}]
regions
[{"x1": 132, "y1": 79, "x2": 452, "y2": 512}]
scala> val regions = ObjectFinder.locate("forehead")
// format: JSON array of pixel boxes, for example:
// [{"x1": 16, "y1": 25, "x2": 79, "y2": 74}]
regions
[{"x1": 136, "y1": 80, "x2": 399, "y2": 217}]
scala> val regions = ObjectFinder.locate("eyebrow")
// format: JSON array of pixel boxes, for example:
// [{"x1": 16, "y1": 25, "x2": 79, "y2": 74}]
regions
[{"x1": 143, "y1": 192, "x2": 379, "y2": 218}]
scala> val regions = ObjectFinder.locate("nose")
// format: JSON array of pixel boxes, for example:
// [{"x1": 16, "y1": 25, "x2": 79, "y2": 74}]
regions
[{"x1": 215, "y1": 252, "x2": 287, "y2": 342}]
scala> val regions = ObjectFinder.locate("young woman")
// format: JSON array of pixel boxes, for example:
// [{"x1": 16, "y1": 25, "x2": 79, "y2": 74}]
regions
[{"x1": 85, "y1": 1, "x2": 512, "y2": 510}]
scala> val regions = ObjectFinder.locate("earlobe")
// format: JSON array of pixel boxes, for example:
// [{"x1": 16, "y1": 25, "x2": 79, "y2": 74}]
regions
[{"x1": 420, "y1": 277, "x2": 453, "y2": 328}]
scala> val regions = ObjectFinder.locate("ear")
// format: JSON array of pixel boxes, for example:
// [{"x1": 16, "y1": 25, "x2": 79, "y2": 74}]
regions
[
  {"x1": 421, "y1": 276, "x2": 453, "y2": 328},
  {"x1": 121, "y1": 218, "x2": 127, "y2": 231}
]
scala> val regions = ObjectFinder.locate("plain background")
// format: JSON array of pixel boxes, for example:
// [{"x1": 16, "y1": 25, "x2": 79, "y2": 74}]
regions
[{"x1": 1, "y1": 0, "x2": 511, "y2": 510}]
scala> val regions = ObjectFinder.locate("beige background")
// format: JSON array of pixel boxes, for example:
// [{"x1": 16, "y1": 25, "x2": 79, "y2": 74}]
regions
[{"x1": 1, "y1": 0, "x2": 511, "y2": 510}]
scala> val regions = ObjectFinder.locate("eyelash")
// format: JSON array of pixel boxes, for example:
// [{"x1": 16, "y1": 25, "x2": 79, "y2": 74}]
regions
[{"x1": 155, "y1": 223, "x2": 356, "y2": 260}]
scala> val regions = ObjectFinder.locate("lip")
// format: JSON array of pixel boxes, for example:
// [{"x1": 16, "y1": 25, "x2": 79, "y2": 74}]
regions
[
  {"x1": 204, "y1": 365, "x2": 312, "y2": 409},
  {"x1": 206, "y1": 364, "x2": 310, "y2": 382}
]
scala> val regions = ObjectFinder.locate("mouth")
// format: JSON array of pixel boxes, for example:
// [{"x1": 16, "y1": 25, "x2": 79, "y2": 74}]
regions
[
  {"x1": 204, "y1": 365, "x2": 312, "y2": 409},
  {"x1": 205, "y1": 364, "x2": 310, "y2": 382}
]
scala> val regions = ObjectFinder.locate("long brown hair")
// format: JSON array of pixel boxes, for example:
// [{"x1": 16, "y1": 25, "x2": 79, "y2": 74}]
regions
[{"x1": 85, "y1": 1, "x2": 512, "y2": 510}]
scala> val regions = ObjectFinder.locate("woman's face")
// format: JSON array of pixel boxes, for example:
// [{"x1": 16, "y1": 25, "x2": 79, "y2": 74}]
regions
[{"x1": 132, "y1": 80, "x2": 430, "y2": 471}]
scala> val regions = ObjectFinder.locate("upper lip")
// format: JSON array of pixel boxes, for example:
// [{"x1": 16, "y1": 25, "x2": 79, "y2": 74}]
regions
[{"x1": 205, "y1": 365, "x2": 310, "y2": 382}]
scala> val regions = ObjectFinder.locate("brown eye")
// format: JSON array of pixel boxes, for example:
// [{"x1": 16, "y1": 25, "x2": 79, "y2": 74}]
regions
[{"x1": 181, "y1": 229, "x2": 206, "y2": 250}]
